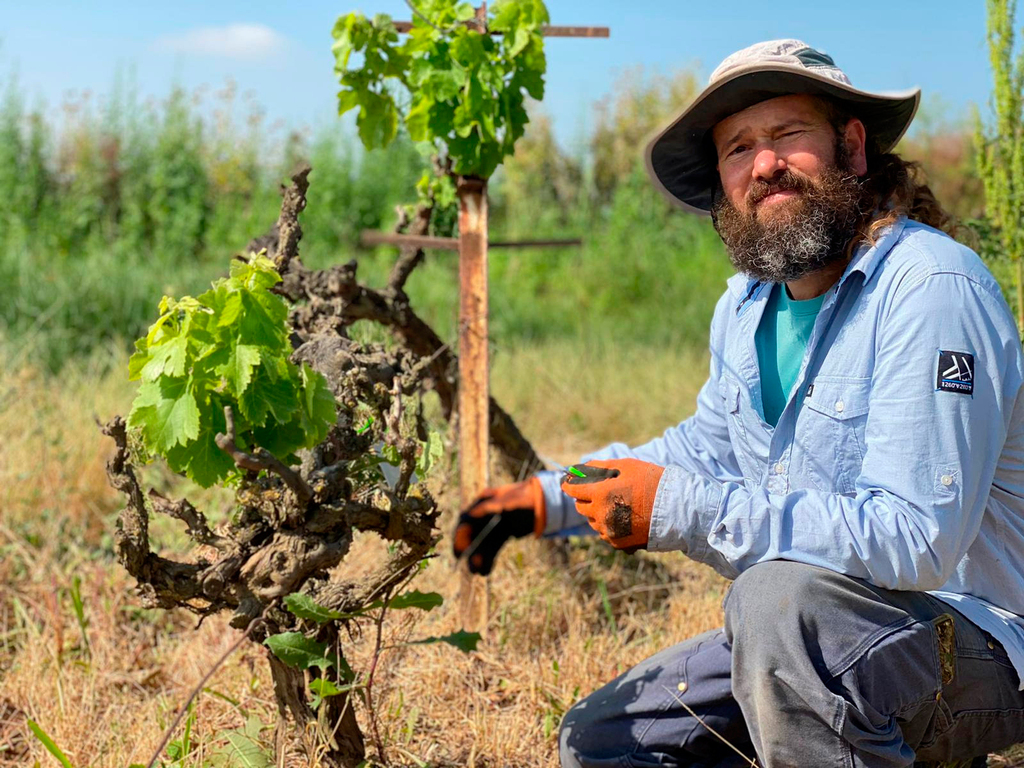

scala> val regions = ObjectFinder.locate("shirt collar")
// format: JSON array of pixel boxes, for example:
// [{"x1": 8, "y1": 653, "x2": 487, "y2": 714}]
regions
[{"x1": 727, "y1": 215, "x2": 909, "y2": 311}]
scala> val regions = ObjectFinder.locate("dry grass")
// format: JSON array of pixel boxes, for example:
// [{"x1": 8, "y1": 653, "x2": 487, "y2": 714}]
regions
[{"x1": 0, "y1": 340, "x2": 731, "y2": 766}]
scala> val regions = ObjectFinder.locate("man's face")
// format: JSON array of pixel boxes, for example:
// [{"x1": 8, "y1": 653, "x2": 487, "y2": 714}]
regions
[{"x1": 709, "y1": 94, "x2": 868, "y2": 284}]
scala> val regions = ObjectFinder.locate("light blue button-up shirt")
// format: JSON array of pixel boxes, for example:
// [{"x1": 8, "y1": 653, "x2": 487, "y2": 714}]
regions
[{"x1": 537, "y1": 217, "x2": 1024, "y2": 688}]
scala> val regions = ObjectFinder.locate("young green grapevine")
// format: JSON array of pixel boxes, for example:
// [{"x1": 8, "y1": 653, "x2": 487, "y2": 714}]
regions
[
  {"x1": 126, "y1": 253, "x2": 336, "y2": 488},
  {"x1": 331, "y1": 0, "x2": 549, "y2": 179}
]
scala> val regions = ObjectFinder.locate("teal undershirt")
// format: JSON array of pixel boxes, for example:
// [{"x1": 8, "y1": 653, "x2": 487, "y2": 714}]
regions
[{"x1": 755, "y1": 284, "x2": 827, "y2": 427}]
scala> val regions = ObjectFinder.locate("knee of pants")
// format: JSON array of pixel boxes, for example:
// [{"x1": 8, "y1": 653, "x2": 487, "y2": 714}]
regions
[
  {"x1": 723, "y1": 561, "x2": 842, "y2": 646},
  {"x1": 558, "y1": 697, "x2": 599, "y2": 768},
  {"x1": 558, "y1": 692, "x2": 634, "y2": 768}
]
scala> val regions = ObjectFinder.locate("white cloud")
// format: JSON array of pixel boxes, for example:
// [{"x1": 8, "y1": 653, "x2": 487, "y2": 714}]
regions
[{"x1": 153, "y1": 23, "x2": 287, "y2": 61}]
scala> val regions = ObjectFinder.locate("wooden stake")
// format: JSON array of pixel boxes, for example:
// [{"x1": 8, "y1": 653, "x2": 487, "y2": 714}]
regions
[{"x1": 456, "y1": 175, "x2": 491, "y2": 632}]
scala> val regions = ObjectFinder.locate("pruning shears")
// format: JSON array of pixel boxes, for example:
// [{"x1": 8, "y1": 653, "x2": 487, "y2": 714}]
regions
[{"x1": 562, "y1": 463, "x2": 621, "y2": 485}]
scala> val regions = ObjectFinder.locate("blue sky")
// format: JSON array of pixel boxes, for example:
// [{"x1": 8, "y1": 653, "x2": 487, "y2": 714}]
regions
[{"x1": 1, "y1": 1, "x2": 989, "y2": 150}]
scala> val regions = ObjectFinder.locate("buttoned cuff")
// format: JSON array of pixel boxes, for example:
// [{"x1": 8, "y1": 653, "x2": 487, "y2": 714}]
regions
[{"x1": 647, "y1": 465, "x2": 725, "y2": 559}]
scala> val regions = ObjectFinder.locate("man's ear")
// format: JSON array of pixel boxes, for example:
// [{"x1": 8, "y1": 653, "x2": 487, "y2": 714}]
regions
[{"x1": 843, "y1": 118, "x2": 868, "y2": 176}]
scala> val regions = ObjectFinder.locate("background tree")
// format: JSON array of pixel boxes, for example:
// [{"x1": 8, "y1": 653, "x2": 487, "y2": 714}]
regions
[{"x1": 975, "y1": 0, "x2": 1024, "y2": 331}]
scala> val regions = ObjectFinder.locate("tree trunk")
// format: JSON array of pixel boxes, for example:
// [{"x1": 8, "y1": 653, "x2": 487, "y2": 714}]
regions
[{"x1": 268, "y1": 652, "x2": 365, "y2": 767}]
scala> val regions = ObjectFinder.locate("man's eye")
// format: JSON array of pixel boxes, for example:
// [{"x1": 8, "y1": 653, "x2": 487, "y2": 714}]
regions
[
  {"x1": 779, "y1": 130, "x2": 803, "y2": 139},
  {"x1": 728, "y1": 145, "x2": 747, "y2": 157}
]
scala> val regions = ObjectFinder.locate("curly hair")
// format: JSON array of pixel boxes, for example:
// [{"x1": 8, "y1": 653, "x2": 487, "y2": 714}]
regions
[{"x1": 817, "y1": 97, "x2": 960, "y2": 248}]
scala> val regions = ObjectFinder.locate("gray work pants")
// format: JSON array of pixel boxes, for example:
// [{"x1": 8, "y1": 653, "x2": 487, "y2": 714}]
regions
[{"x1": 559, "y1": 561, "x2": 1024, "y2": 767}]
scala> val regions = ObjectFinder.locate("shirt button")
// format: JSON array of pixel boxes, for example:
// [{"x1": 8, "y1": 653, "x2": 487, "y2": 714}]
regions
[
  {"x1": 988, "y1": 641, "x2": 996, "y2": 650},
  {"x1": 835, "y1": 400, "x2": 845, "y2": 413},
  {"x1": 774, "y1": 462, "x2": 785, "y2": 475},
  {"x1": 677, "y1": 681, "x2": 688, "y2": 692},
  {"x1": 941, "y1": 475, "x2": 953, "y2": 487}
]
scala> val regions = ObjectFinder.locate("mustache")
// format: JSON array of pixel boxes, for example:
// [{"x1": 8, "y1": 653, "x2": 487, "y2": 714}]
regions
[{"x1": 746, "y1": 170, "x2": 815, "y2": 207}]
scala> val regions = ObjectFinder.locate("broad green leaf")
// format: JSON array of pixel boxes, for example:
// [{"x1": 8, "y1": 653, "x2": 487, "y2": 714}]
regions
[
  {"x1": 141, "y1": 334, "x2": 188, "y2": 381},
  {"x1": 145, "y1": 300, "x2": 177, "y2": 346},
  {"x1": 183, "y1": 423, "x2": 237, "y2": 488},
  {"x1": 409, "y1": 629, "x2": 482, "y2": 653},
  {"x1": 250, "y1": 414, "x2": 307, "y2": 460},
  {"x1": 510, "y1": 27, "x2": 531, "y2": 58},
  {"x1": 429, "y1": 68, "x2": 465, "y2": 101},
  {"x1": 240, "y1": 370, "x2": 299, "y2": 429},
  {"x1": 336, "y1": 89, "x2": 360, "y2": 116},
  {"x1": 264, "y1": 632, "x2": 334, "y2": 671},
  {"x1": 284, "y1": 593, "x2": 343, "y2": 624},
  {"x1": 405, "y1": 96, "x2": 433, "y2": 142},
  {"x1": 489, "y1": 0, "x2": 520, "y2": 31},
  {"x1": 218, "y1": 292, "x2": 244, "y2": 328},
  {"x1": 387, "y1": 590, "x2": 443, "y2": 612},
  {"x1": 308, "y1": 678, "x2": 352, "y2": 697},
  {"x1": 230, "y1": 255, "x2": 281, "y2": 289},
  {"x1": 299, "y1": 363, "x2": 337, "y2": 442},
  {"x1": 220, "y1": 730, "x2": 272, "y2": 768},
  {"x1": 207, "y1": 716, "x2": 272, "y2": 768},
  {"x1": 127, "y1": 338, "x2": 150, "y2": 381},
  {"x1": 356, "y1": 91, "x2": 399, "y2": 150},
  {"x1": 331, "y1": 15, "x2": 359, "y2": 71},
  {"x1": 128, "y1": 377, "x2": 200, "y2": 453},
  {"x1": 218, "y1": 344, "x2": 261, "y2": 397},
  {"x1": 237, "y1": 292, "x2": 285, "y2": 348}
]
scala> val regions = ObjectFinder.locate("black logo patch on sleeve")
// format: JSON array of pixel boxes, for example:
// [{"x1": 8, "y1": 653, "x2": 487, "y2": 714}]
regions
[{"x1": 937, "y1": 350, "x2": 975, "y2": 395}]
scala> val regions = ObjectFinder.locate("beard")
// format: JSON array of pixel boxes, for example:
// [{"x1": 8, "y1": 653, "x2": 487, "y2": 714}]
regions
[{"x1": 710, "y1": 141, "x2": 864, "y2": 283}]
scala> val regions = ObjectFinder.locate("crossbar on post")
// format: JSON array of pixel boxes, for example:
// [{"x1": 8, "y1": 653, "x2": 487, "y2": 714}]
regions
[
  {"x1": 391, "y1": 21, "x2": 609, "y2": 37},
  {"x1": 360, "y1": 231, "x2": 582, "y2": 250}
]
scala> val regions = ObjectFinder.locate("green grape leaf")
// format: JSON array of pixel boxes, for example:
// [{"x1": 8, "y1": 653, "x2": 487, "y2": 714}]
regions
[
  {"x1": 264, "y1": 632, "x2": 334, "y2": 671},
  {"x1": 405, "y1": 96, "x2": 433, "y2": 142},
  {"x1": 238, "y1": 291, "x2": 286, "y2": 348},
  {"x1": 336, "y1": 89, "x2": 361, "y2": 116},
  {"x1": 284, "y1": 593, "x2": 343, "y2": 624},
  {"x1": 218, "y1": 344, "x2": 261, "y2": 397},
  {"x1": 250, "y1": 414, "x2": 306, "y2": 461},
  {"x1": 183, "y1": 427, "x2": 236, "y2": 488},
  {"x1": 128, "y1": 338, "x2": 150, "y2": 381},
  {"x1": 230, "y1": 254, "x2": 281, "y2": 290},
  {"x1": 128, "y1": 377, "x2": 200, "y2": 453},
  {"x1": 299, "y1": 363, "x2": 337, "y2": 442},
  {"x1": 409, "y1": 629, "x2": 482, "y2": 653},
  {"x1": 218, "y1": 291, "x2": 244, "y2": 328},
  {"x1": 308, "y1": 678, "x2": 352, "y2": 698},
  {"x1": 356, "y1": 91, "x2": 399, "y2": 149},
  {"x1": 240, "y1": 369, "x2": 299, "y2": 430},
  {"x1": 510, "y1": 27, "x2": 531, "y2": 58},
  {"x1": 216, "y1": 723, "x2": 273, "y2": 768},
  {"x1": 141, "y1": 334, "x2": 188, "y2": 381},
  {"x1": 387, "y1": 590, "x2": 443, "y2": 612}
]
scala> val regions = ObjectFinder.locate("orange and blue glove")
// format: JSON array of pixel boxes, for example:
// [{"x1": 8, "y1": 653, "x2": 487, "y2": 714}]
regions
[{"x1": 560, "y1": 459, "x2": 665, "y2": 551}]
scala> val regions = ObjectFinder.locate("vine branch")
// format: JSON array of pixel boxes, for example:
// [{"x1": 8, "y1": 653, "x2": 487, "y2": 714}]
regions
[{"x1": 215, "y1": 405, "x2": 313, "y2": 506}]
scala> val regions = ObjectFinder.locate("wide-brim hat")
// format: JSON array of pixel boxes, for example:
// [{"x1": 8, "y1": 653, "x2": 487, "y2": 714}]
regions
[{"x1": 644, "y1": 39, "x2": 921, "y2": 216}]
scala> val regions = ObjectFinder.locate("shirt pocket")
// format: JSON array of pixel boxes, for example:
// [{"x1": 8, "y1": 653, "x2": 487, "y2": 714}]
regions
[
  {"x1": 718, "y1": 376, "x2": 757, "y2": 484},
  {"x1": 797, "y1": 376, "x2": 871, "y2": 494}
]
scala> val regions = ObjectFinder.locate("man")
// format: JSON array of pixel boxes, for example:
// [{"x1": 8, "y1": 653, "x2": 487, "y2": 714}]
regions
[{"x1": 453, "y1": 40, "x2": 1024, "y2": 767}]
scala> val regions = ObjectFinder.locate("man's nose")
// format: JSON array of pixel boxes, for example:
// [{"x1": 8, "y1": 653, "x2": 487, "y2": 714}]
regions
[{"x1": 752, "y1": 147, "x2": 787, "y2": 182}]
